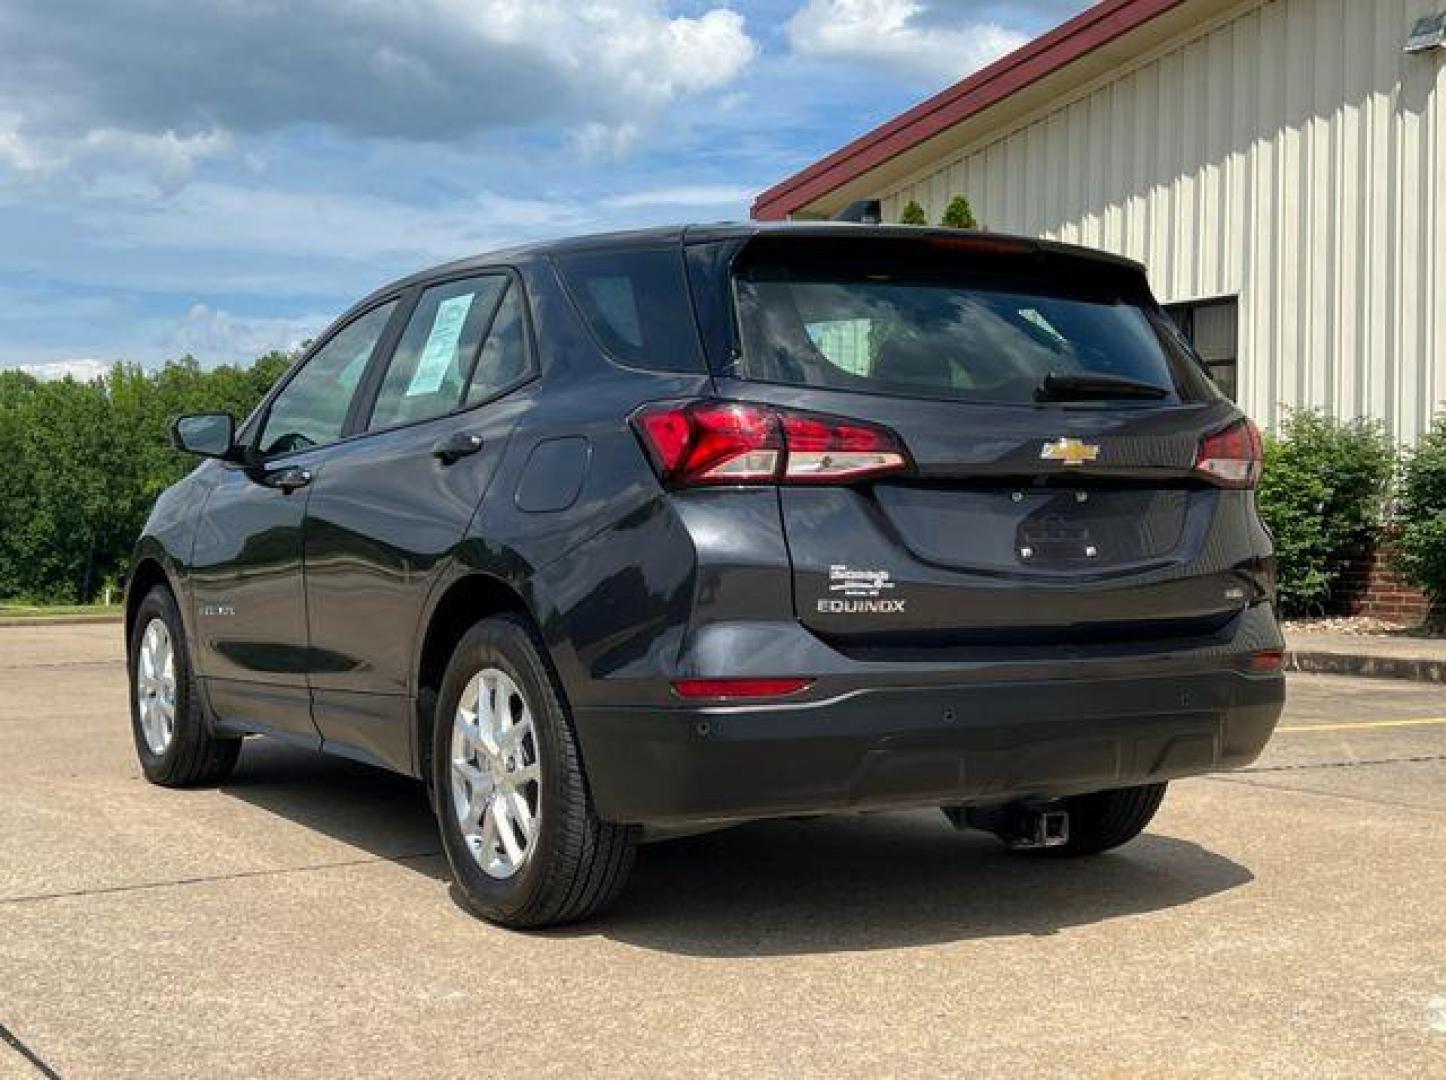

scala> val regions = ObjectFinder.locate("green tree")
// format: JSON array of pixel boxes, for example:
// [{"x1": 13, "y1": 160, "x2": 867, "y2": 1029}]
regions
[
  {"x1": 2, "y1": 375, "x2": 117, "y2": 603},
  {"x1": 0, "y1": 350, "x2": 292, "y2": 604},
  {"x1": 899, "y1": 200, "x2": 927, "y2": 225},
  {"x1": 941, "y1": 195, "x2": 978, "y2": 229}
]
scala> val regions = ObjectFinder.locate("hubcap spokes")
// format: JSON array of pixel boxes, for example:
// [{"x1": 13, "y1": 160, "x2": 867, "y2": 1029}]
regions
[
  {"x1": 136, "y1": 618, "x2": 177, "y2": 755},
  {"x1": 450, "y1": 668, "x2": 541, "y2": 879}
]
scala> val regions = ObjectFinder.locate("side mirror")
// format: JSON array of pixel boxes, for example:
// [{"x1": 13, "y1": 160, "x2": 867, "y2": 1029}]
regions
[{"x1": 170, "y1": 412, "x2": 238, "y2": 459}]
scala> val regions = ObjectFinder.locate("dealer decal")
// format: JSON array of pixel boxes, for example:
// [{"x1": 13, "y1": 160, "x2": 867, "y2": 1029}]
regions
[{"x1": 818, "y1": 565, "x2": 907, "y2": 614}]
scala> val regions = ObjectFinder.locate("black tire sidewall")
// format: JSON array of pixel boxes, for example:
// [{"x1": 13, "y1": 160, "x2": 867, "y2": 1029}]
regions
[
  {"x1": 127, "y1": 585, "x2": 199, "y2": 784},
  {"x1": 431, "y1": 616, "x2": 573, "y2": 923},
  {"x1": 1048, "y1": 782, "x2": 1168, "y2": 857}
]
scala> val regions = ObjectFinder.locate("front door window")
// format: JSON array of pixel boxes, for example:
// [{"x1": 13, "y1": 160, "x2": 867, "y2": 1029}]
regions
[{"x1": 258, "y1": 300, "x2": 398, "y2": 457}]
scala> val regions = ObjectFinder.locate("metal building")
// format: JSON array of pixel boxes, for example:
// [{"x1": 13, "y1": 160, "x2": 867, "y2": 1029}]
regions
[{"x1": 753, "y1": 0, "x2": 1446, "y2": 443}]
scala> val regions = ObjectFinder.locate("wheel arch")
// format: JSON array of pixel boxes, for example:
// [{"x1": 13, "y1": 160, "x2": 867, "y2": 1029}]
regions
[
  {"x1": 412, "y1": 572, "x2": 534, "y2": 780},
  {"x1": 124, "y1": 552, "x2": 176, "y2": 655}
]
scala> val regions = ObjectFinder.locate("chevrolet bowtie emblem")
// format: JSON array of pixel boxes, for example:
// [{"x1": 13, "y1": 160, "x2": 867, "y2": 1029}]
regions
[{"x1": 1040, "y1": 437, "x2": 1101, "y2": 467}]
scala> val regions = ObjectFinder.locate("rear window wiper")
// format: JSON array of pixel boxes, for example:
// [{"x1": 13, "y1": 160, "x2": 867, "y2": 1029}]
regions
[{"x1": 1035, "y1": 372, "x2": 1170, "y2": 402}]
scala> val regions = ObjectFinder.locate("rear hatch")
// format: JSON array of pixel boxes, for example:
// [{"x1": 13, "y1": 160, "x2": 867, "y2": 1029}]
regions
[{"x1": 706, "y1": 231, "x2": 1269, "y2": 649}]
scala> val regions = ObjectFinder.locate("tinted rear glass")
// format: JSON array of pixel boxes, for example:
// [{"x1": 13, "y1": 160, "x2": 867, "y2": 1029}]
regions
[
  {"x1": 556, "y1": 248, "x2": 705, "y2": 373},
  {"x1": 734, "y1": 250, "x2": 1214, "y2": 406}
]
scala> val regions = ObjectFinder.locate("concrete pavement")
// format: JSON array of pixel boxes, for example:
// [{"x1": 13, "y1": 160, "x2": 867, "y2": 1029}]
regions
[{"x1": 1, "y1": 623, "x2": 1444, "y2": 1078}]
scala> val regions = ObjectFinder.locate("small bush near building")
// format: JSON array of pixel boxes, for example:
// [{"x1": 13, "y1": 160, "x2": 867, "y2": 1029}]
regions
[
  {"x1": 941, "y1": 196, "x2": 978, "y2": 229},
  {"x1": 1395, "y1": 414, "x2": 1446, "y2": 619},
  {"x1": 1256, "y1": 410, "x2": 1395, "y2": 617},
  {"x1": 899, "y1": 200, "x2": 927, "y2": 225}
]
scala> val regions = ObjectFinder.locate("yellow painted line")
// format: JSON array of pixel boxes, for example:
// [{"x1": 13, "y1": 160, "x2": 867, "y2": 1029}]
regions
[{"x1": 1278, "y1": 717, "x2": 1446, "y2": 734}]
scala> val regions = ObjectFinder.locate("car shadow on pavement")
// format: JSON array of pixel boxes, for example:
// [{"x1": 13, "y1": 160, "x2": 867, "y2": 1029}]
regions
[
  {"x1": 219, "y1": 738, "x2": 450, "y2": 882},
  {"x1": 217, "y1": 742, "x2": 1251, "y2": 956},
  {"x1": 588, "y1": 811, "x2": 1254, "y2": 958}
]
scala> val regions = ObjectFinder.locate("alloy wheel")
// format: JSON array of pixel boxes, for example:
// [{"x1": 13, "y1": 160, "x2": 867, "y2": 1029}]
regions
[
  {"x1": 449, "y1": 667, "x2": 542, "y2": 879},
  {"x1": 136, "y1": 617, "x2": 177, "y2": 755}
]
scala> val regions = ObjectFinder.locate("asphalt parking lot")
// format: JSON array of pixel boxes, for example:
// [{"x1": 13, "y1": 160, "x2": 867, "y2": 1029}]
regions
[{"x1": 1, "y1": 623, "x2": 1443, "y2": 1078}]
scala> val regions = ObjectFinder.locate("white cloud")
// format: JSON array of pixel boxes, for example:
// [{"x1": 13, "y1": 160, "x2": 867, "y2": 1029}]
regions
[
  {"x1": 603, "y1": 184, "x2": 756, "y2": 209},
  {"x1": 569, "y1": 121, "x2": 644, "y2": 162},
  {"x1": 0, "y1": 1, "x2": 757, "y2": 176},
  {"x1": 0, "y1": 122, "x2": 232, "y2": 191},
  {"x1": 786, "y1": 0, "x2": 1028, "y2": 85},
  {"x1": 164, "y1": 304, "x2": 326, "y2": 365},
  {"x1": 73, "y1": 181, "x2": 584, "y2": 268},
  {"x1": 0, "y1": 167, "x2": 606, "y2": 306},
  {"x1": 9, "y1": 359, "x2": 111, "y2": 382}
]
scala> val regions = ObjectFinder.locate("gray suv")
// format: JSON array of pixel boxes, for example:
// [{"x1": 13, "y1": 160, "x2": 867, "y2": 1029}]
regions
[{"x1": 129, "y1": 224, "x2": 1286, "y2": 928}]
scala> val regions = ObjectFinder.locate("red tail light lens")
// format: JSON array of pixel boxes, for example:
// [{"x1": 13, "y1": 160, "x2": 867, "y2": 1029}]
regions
[
  {"x1": 1245, "y1": 649, "x2": 1285, "y2": 673},
  {"x1": 1195, "y1": 418, "x2": 1262, "y2": 488},
  {"x1": 779, "y1": 413, "x2": 909, "y2": 481},
  {"x1": 634, "y1": 401, "x2": 783, "y2": 484},
  {"x1": 926, "y1": 236, "x2": 1033, "y2": 257},
  {"x1": 632, "y1": 400, "x2": 909, "y2": 488},
  {"x1": 672, "y1": 678, "x2": 814, "y2": 700}
]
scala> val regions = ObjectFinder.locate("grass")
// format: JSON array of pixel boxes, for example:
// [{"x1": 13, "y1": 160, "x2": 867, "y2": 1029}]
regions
[{"x1": 0, "y1": 601, "x2": 123, "y2": 618}]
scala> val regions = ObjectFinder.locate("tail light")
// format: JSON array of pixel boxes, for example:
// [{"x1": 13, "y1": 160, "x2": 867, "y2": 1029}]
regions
[
  {"x1": 632, "y1": 400, "x2": 909, "y2": 488},
  {"x1": 1246, "y1": 649, "x2": 1286, "y2": 673},
  {"x1": 1195, "y1": 418, "x2": 1262, "y2": 488},
  {"x1": 926, "y1": 236, "x2": 1033, "y2": 257},
  {"x1": 672, "y1": 678, "x2": 814, "y2": 700}
]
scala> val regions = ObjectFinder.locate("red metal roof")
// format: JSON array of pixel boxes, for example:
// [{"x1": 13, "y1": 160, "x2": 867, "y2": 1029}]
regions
[{"x1": 751, "y1": 0, "x2": 1188, "y2": 220}]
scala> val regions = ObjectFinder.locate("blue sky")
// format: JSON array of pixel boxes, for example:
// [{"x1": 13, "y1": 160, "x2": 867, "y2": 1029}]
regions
[{"x1": 0, "y1": 0, "x2": 1089, "y2": 376}]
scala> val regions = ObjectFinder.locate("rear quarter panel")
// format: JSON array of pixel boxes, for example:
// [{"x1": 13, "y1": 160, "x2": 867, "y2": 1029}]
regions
[{"x1": 431, "y1": 257, "x2": 713, "y2": 705}]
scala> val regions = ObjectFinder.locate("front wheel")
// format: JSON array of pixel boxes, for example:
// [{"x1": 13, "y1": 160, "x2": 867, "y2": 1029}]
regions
[
  {"x1": 128, "y1": 585, "x2": 241, "y2": 787},
  {"x1": 431, "y1": 614, "x2": 636, "y2": 928}
]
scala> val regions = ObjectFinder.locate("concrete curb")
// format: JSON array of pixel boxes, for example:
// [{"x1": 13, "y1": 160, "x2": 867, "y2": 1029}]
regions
[
  {"x1": 0, "y1": 614, "x2": 124, "y2": 628},
  {"x1": 1286, "y1": 649, "x2": 1446, "y2": 684}
]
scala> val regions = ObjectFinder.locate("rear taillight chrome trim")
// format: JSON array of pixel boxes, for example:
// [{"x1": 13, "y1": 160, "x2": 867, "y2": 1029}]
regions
[
  {"x1": 631, "y1": 400, "x2": 910, "y2": 488},
  {"x1": 1195, "y1": 418, "x2": 1263, "y2": 489}
]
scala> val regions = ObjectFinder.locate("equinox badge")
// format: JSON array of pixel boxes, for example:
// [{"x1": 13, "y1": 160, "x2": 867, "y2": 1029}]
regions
[{"x1": 1040, "y1": 437, "x2": 1101, "y2": 467}]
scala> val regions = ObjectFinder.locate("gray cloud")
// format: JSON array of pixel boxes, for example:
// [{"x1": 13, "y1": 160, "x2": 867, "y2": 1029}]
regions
[{"x1": 0, "y1": 0, "x2": 756, "y2": 144}]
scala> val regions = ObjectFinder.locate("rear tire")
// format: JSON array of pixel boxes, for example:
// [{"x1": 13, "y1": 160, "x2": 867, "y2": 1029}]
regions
[
  {"x1": 128, "y1": 585, "x2": 242, "y2": 787},
  {"x1": 432, "y1": 614, "x2": 636, "y2": 928},
  {"x1": 1039, "y1": 783, "x2": 1168, "y2": 856}
]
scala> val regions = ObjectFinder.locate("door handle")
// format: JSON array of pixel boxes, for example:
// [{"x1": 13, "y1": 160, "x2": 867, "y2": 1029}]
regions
[
  {"x1": 267, "y1": 467, "x2": 313, "y2": 493},
  {"x1": 433, "y1": 432, "x2": 484, "y2": 464}
]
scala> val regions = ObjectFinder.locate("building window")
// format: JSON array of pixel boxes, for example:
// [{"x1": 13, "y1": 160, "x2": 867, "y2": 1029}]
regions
[{"x1": 1165, "y1": 297, "x2": 1238, "y2": 401}]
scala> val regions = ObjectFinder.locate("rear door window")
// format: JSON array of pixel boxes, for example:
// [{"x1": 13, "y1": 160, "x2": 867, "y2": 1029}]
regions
[
  {"x1": 734, "y1": 253, "x2": 1213, "y2": 405},
  {"x1": 555, "y1": 249, "x2": 705, "y2": 372},
  {"x1": 367, "y1": 276, "x2": 507, "y2": 430},
  {"x1": 464, "y1": 284, "x2": 530, "y2": 405}
]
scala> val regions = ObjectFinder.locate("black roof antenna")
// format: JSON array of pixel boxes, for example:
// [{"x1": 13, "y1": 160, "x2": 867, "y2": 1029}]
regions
[{"x1": 832, "y1": 199, "x2": 882, "y2": 225}]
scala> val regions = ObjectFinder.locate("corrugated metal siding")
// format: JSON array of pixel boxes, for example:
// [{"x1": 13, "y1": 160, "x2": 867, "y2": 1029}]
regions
[{"x1": 879, "y1": 0, "x2": 1446, "y2": 442}]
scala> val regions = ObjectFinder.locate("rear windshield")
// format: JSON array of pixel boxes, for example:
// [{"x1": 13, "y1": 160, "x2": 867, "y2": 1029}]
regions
[{"x1": 733, "y1": 250, "x2": 1215, "y2": 406}]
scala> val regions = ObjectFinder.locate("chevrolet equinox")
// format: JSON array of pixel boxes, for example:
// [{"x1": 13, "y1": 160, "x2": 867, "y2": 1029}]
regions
[{"x1": 127, "y1": 224, "x2": 1286, "y2": 928}]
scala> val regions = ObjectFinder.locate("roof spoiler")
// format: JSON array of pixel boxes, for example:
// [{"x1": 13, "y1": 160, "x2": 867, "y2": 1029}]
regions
[{"x1": 831, "y1": 199, "x2": 882, "y2": 225}]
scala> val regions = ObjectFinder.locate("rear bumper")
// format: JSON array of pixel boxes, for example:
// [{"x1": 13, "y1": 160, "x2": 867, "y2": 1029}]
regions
[{"x1": 574, "y1": 668, "x2": 1284, "y2": 825}]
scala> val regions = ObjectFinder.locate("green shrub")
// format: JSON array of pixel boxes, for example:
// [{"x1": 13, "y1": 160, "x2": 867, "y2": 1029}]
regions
[
  {"x1": 899, "y1": 199, "x2": 927, "y2": 225},
  {"x1": 941, "y1": 195, "x2": 978, "y2": 229},
  {"x1": 1395, "y1": 414, "x2": 1446, "y2": 616},
  {"x1": 1256, "y1": 410, "x2": 1395, "y2": 617}
]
